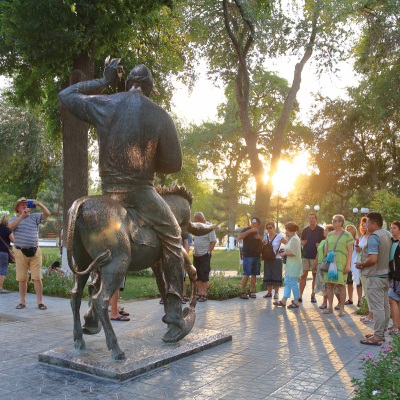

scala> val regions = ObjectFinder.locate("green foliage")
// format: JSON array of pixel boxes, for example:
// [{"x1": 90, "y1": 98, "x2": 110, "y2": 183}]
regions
[
  {"x1": 370, "y1": 190, "x2": 400, "y2": 226},
  {"x1": 0, "y1": 94, "x2": 61, "y2": 200},
  {"x1": 352, "y1": 331, "x2": 400, "y2": 399}
]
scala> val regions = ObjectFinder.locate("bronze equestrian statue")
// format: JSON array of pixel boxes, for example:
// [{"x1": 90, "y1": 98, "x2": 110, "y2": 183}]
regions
[{"x1": 59, "y1": 58, "x2": 212, "y2": 360}]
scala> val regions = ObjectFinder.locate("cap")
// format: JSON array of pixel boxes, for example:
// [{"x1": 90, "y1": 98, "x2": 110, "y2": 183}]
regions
[{"x1": 251, "y1": 217, "x2": 261, "y2": 224}]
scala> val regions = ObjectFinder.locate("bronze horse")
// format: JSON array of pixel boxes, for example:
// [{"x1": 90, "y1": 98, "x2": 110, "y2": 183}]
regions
[{"x1": 67, "y1": 184, "x2": 214, "y2": 360}]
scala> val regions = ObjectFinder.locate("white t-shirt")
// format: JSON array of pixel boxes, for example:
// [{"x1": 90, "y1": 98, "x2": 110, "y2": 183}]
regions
[{"x1": 263, "y1": 233, "x2": 283, "y2": 259}]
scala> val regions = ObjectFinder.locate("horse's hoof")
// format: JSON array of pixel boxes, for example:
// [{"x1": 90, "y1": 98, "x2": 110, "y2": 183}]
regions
[
  {"x1": 82, "y1": 322, "x2": 102, "y2": 335},
  {"x1": 162, "y1": 307, "x2": 196, "y2": 343},
  {"x1": 112, "y1": 348, "x2": 125, "y2": 361},
  {"x1": 74, "y1": 339, "x2": 86, "y2": 350}
]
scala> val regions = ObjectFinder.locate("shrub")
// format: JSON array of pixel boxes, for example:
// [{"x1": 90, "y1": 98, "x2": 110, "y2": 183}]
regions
[
  {"x1": 357, "y1": 296, "x2": 369, "y2": 316},
  {"x1": 352, "y1": 331, "x2": 400, "y2": 399},
  {"x1": 141, "y1": 281, "x2": 160, "y2": 297},
  {"x1": 127, "y1": 268, "x2": 155, "y2": 278},
  {"x1": 3, "y1": 265, "x2": 88, "y2": 299},
  {"x1": 206, "y1": 270, "x2": 243, "y2": 300}
]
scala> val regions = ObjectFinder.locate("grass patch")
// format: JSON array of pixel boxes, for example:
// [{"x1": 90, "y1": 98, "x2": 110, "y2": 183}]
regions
[{"x1": 208, "y1": 249, "x2": 241, "y2": 271}]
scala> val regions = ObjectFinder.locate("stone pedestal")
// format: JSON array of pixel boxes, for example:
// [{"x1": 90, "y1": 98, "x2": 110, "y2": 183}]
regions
[{"x1": 38, "y1": 325, "x2": 231, "y2": 381}]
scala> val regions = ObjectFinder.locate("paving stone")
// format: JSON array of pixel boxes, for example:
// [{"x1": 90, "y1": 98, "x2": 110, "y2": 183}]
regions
[{"x1": 0, "y1": 284, "x2": 383, "y2": 399}]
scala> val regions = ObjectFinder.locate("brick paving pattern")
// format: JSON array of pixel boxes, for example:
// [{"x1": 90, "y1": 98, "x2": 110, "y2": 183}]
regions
[{"x1": 0, "y1": 284, "x2": 382, "y2": 399}]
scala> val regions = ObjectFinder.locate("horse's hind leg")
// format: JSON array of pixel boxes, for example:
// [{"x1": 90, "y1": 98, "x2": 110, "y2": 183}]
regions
[
  {"x1": 71, "y1": 273, "x2": 89, "y2": 350},
  {"x1": 92, "y1": 257, "x2": 129, "y2": 361},
  {"x1": 82, "y1": 270, "x2": 102, "y2": 335}
]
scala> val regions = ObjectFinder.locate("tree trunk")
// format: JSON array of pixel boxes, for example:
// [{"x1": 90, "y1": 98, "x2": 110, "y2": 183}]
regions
[{"x1": 60, "y1": 51, "x2": 94, "y2": 245}]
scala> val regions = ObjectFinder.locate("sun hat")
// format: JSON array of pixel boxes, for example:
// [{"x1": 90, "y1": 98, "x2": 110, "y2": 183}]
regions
[{"x1": 14, "y1": 197, "x2": 28, "y2": 212}]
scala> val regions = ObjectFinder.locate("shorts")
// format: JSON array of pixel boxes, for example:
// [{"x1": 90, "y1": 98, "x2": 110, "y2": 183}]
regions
[
  {"x1": 389, "y1": 287, "x2": 400, "y2": 302},
  {"x1": 193, "y1": 253, "x2": 211, "y2": 282},
  {"x1": 302, "y1": 258, "x2": 316, "y2": 271},
  {"x1": 243, "y1": 256, "x2": 261, "y2": 276},
  {"x1": 15, "y1": 247, "x2": 42, "y2": 281},
  {"x1": 0, "y1": 252, "x2": 9, "y2": 275}
]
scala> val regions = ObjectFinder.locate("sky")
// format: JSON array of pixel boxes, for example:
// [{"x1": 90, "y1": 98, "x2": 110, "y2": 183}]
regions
[{"x1": 171, "y1": 56, "x2": 358, "y2": 196}]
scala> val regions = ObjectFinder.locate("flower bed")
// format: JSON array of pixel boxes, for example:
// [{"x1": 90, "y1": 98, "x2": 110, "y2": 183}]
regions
[{"x1": 352, "y1": 331, "x2": 400, "y2": 398}]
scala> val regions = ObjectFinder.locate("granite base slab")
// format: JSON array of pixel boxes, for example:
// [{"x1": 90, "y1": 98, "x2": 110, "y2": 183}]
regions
[{"x1": 38, "y1": 325, "x2": 232, "y2": 381}]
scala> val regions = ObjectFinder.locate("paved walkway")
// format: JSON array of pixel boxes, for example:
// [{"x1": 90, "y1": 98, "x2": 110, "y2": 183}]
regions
[{"x1": 0, "y1": 284, "x2": 383, "y2": 400}]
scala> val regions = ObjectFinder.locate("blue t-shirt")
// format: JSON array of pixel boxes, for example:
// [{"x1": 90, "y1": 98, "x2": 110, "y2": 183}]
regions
[
  {"x1": 241, "y1": 227, "x2": 261, "y2": 258},
  {"x1": 0, "y1": 225, "x2": 12, "y2": 253},
  {"x1": 301, "y1": 225, "x2": 325, "y2": 259}
]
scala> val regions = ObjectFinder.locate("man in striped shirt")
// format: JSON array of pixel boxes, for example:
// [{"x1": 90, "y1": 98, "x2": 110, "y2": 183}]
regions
[
  {"x1": 9, "y1": 198, "x2": 50, "y2": 310},
  {"x1": 193, "y1": 212, "x2": 217, "y2": 302}
]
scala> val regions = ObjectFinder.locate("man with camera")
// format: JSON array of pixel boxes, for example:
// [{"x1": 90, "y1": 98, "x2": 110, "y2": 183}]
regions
[{"x1": 9, "y1": 198, "x2": 50, "y2": 310}]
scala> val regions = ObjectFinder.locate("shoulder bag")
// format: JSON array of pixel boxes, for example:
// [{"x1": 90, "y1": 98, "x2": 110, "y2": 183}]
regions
[
  {"x1": 319, "y1": 231, "x2": 345, "y2": 272},
  {"x1": 262, "y1": 234, "x2": 279, "y2": 261},
  {"x1": 0, "y1": 236, "x2": 16, "y2": 264}
]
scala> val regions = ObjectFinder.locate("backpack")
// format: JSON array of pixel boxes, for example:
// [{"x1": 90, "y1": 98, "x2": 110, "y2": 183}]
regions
[
  {"x1": 262, "y1": 234, "x2": 279, "y2": 261},
  {"x1": 389, "y1": 238, "x2": 400, "y2": 281}
]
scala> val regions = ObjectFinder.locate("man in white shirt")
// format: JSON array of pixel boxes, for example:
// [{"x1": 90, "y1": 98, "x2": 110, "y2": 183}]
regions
[{"x1": 193, "y1": 212, "x2": 217, "y2": 302}]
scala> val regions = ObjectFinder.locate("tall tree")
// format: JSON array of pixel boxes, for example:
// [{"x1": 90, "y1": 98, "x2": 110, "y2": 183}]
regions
[
  {"x1": 0, "y1": 0, "x2": 194, "y2": 232},
  {"x1": 187, "y1": 0, "x2": 352, "y2": 221}
]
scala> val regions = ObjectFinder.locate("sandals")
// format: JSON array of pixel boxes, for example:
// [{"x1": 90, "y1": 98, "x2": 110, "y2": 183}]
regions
[
  {"x1": 249, "y1": 292, "x2": 257, "y2": 299},
  {"x1": 263, "y1": 293, "x2": 272, "y2": 298},
  {"x1": 16, "y1": 303, "x2": 26, "y2": 309},
  {"x1": 111, "y1": 316, "x2": 130, "y2": 321},
  {"x1": 0, "y1": 289, "x2": 9, "y2": 294},
  {"x1": 38, "y1": 303, "x2": 47, "y2": 310},
  {"x1": 287, "y1": 303, "x2": 299, "y2": 309},
  {"x1": 198, "y1": 295, "x2": 207, "y2": 302},
  {"x1": 344, "y1": 300, "x2": 353, "y2": 305},
  {"x1": 240, "y1": 293, "x2": 249, "y2": 299},
  {"x1": 183, "y1": 296, "x2": 190, "y2": 302},
  {"x1": 119, "y1": 310, "x2": 129, "y2": 316},
  {"x1": 273, "y1": 294, "x2": 279, "y2": 299},
  {"x1": 360, "y1": 336, "x2": 384, "y2": 346},
  {"x1": 338, "y1": 311, "x2": 346, "y2": 317},
  {"x1": 360, "y1": 317, "x2": 373, "y2": 324},
  {"x1": 159, "y1": 298, "x2": 164, "y2": 304},
  {"x1": 273, "y1": 301, "x2": 286, "y2": 307},
  {"x1": 311, "y1": 296, "x2": 317, "y2": 303},
  {"x1": 322, "y1": 309, "x2": 333, "y2": 314},
  {"x1": 334, "y1": 304, "x2": 341, "y2": 310},
  {"x1": 365, "y1": 333, "x2": 386, "y2": 341},
  {"x1": 319, "y1": 303, "x2": 327, "y2": 309}
]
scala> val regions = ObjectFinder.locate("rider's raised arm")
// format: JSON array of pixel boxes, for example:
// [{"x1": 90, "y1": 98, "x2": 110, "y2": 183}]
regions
[
  {"x1": 58, "y1": 79, "x2": 111, "y2": 126},
  {"x1": 155, "y1": 112, "x2": 182, "y2": 174},
  {"x1": 58, "y1": 58, "x2": 123, "y2": 126}
]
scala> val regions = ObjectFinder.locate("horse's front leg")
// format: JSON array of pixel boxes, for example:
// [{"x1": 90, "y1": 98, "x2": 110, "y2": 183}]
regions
[
  {"x1": 70, "y1": 273, "x2": 89, "y2": 350},
  {"x1": 152, "y1": 259, "x2": 168, "y2": 312}
]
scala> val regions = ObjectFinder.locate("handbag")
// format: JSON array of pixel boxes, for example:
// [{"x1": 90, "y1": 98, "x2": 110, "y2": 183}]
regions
[
  {"x1": 0, "y1": 236, "x2": 16, "y2": 264},
  {"x1": 319, "y1": 231, "x2": 345, "y2": 272}
]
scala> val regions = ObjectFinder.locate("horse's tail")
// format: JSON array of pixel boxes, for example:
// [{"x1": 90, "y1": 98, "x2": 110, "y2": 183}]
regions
[
  {"x1": 67, "y1": 197, "x2": 112, "y2": 275},
  {"x1": 67, "y1": 197, "x2": 89, "y2": 275}
]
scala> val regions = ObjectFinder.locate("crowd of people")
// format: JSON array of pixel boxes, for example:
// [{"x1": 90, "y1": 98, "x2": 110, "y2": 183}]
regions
[
  {"x1": 238, "y1": 211, "x2": 400, "y2": 346},
  {"x1": 2, "y1": 195, "x2": 400, "y2": 346}
]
